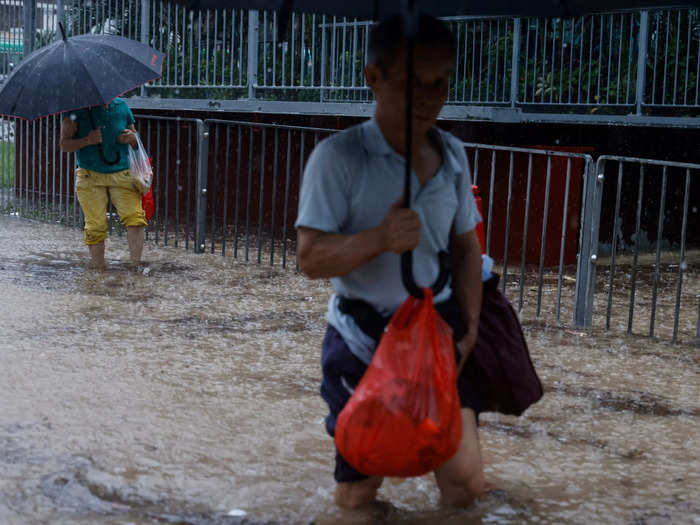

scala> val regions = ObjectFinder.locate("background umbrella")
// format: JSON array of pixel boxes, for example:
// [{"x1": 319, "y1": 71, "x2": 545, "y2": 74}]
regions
[
  {"x1": 0, "y1": 23, "x2": 164, "y2": 121},
  {"x1": 173, "y1": 0, "x2": 700, "y2": 296}
]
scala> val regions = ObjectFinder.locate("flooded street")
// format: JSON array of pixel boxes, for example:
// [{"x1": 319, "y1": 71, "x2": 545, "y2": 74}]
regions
[{"x1": 0, "y1": 215, "x2": 698, "y2": 524}]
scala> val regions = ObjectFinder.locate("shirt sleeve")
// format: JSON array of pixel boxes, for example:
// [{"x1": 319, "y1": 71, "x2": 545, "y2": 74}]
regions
[
  {"x1": 295, "y1": 138, "x2": 351, "y2": 233},
  {"x1": 452, "y1": 139, "x2": 483, "y2": 235}
]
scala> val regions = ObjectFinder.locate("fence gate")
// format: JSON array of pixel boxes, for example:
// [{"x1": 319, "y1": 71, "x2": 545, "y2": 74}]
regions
[{"x1": 577, "y1": 156, "x2": 700, "y2": 346}]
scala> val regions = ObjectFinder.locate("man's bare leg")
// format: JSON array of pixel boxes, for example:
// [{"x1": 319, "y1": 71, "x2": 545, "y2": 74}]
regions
[
  {"x1": 127, "y1": 226, "x2": 145, "y2": 265},
  {"x1": 335, "y1": 476, "x2": 384, "y2": 509},
  {"x1": 88, "y1": 242, "x2": 105, "y2": 271},
  {"x1": 434, "y1": 408, "x2": 486, "y2": 507}
]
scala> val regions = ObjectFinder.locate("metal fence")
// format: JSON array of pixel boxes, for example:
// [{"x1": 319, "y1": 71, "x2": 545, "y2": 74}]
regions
[
  {"x1": 577, "y1": 156, "x2": 700, "y2": 345},
  {"x1": 3, "y1": 1, "x2": 699, "y2": 118},
  {"x1": 2, "y1": 113, "x2": 696, "y2": 345}
]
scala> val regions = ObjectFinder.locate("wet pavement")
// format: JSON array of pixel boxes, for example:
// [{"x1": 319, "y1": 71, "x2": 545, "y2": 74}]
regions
[{"x1": 0, "y1": 215, "x2": 698, "y2": 524}]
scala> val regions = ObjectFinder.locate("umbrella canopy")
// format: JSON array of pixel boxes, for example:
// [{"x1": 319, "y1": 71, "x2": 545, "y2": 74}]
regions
[
  {"x1": 174, "y1": 0, "x2": 700, "y2": 18},
  {"x1": 0, "y1": 26, "x2": 164, "y2": 120}
]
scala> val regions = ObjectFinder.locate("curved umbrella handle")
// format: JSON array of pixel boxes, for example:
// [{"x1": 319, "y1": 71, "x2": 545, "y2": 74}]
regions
[{"x1": 400, "y1": 29, "x2": 450, "y2": 300}]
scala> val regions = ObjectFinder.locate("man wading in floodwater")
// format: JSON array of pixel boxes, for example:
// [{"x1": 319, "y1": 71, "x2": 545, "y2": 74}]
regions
[
  {"x1": 296, "y1": 14, "x2": 487, "y2": 508},
  {"x1": 60, "y1": 98, "x2": 146, "y2": 271}
]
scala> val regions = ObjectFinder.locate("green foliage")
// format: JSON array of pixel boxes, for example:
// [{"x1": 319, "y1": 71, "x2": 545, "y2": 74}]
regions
[{"x1": 0, "y1": 142, "x2": 15, "y2": 189}]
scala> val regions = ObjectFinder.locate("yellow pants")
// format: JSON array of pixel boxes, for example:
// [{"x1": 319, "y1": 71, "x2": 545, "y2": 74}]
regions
[{"x1": 75, "y1": 167, "x2": 147, "y2": 245}]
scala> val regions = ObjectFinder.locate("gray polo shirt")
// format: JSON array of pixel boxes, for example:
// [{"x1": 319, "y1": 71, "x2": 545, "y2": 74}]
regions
[{"x1": 295, "y1": 118, "x2": 481, "y2": 364}]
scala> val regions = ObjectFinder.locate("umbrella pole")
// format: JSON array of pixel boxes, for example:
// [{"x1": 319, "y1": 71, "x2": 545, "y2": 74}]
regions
[{"x1": 400, "y1": 33, "x2": 424, "y2": 299}]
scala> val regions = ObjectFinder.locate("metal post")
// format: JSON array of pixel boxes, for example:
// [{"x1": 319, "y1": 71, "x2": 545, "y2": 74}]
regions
[
  {"x1": 247, "y1": 10, "x2": 259, "y2": 99},
  {"x1": 574, "y1": 157, "x2": 602, "y2": 326},
  {"x1": 194, "y1": 120, "x2": 209, "y2": 254},
  {"x1": 635, "y1": 11, "x2": 649, "y2": 115},
  {"x1": 23, "y1": 0, "x2": 37, "y2": 58},
  {"x1": 510, "y1": 18, "x2": 521, "y2": 108},
  {"x1": 56, "y1": 0, "x2": 64, "y2": 30},
  {"x1": 140, "y1": 0, "x2": 150, "y2": 96}
]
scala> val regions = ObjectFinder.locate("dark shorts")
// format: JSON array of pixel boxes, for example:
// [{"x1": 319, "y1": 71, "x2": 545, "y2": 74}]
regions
[{"x1": 320, "y1": 324, "x2": 486, "y2": 483}]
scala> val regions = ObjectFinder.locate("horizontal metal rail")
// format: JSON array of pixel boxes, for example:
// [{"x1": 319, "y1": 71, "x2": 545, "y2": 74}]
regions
[{"x1": 3, "y1": 2, "x2": 698, "y2": 121}]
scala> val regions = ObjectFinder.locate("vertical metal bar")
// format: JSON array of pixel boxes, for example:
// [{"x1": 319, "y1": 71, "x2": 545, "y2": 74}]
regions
[
  {"x1": 672, "y1": 11, "x2": 681, "y2": 105},
  {"x1": 281, "y1": 129, "x2": 291, "y2": 268},
  {"x1": 167, "y1": 2, "x2": 172, "y2": 86},
  {"x1": 696, "y1": 24, "x2": 700, "y2": 106},
  {"x1": 568, "y1": 18, "x2": 574, "y2": 103},
  {"x1": 210, "y1": 124, "x2": 219, "y2": 254},
  {"x1": 270, "y1": 128, "x2": 279, "y2": 265},
  {"x1": 578, "y1": 17, "x2": 584, "y2": 103},
  {"x1": 683, "y1": 11, "x2": 691, "y2": 106},
  {"x1": 462, "y1": 20, "x2": 469, "y2": 101},
  {"x1": 197, "y1": 10, "x2": 202, "y2": 85},
  {"x1": 541, "y1": 19, "x2": 547, "y2": 102},
  {"x1": 470, "y1": 20, "x2": 476, "y2": 101},
  {"x1": 222, "y1": 125, "x2": 231, "y2": 256},
  {"x1": 182, "y1": 5, "x2": 186, "y2": 86},
  {"x1": 605, "y1": 161, "x2": 624, "y2": 330},
  {"x1": 212, "y1": 8, "x2": 218, "y2": 85},
  {"x1": 273, "y1": 12, "x2": 278, "y2": 87},
  {"x1": 341, "y1": 17, "x2": 347, "y2": 93},
  {"x1": 606, "y1": 14, "x2": 614, "y2": 104},
  {"x1": 164, "y1": 123, "x2": 171, "y2": 246},
  {"x1": 626, "y1": 13, "x2": 634, "y2": 104},
  {"x1": 532, "y1": 19, "x2": 539, "y2": 101},
  {"x1": 616, "y1": 14, "x2": 623, "y2": 105},
  {"x1": 510, "y1": 18, "x2": 521, "y2": 107},
  {"x1": 478, "y1": 20, "x2": 484, "y2": 101},
  {"x1": 262, "y1": 11, "x2": 267, "y2": 86},
  {"x1": 194, "y1": 120, "x2": 209, "y2": 254},
  {"x1": 154, "y1": 120, "x2": 161, "y2": 243},
  {"x1": 234, "y1": 125, "x2": 242, "y2": 258},
  {"x1": 672, "y1": 169, "x2": 690, "y2": 343},
  {"x1": 574, "y1": 159, "x2": 601, "y2": 326},
  {"x1": 649, "y1": 165, "x2": 667, "y2": 337},
  {"x1": 587, "y1": 16, "x2": 594, "y2": 103},
  {"x1": 636, "y1": 11, "x2": 649, "y2": 114},
  {"x1": 239, "y1": 11, "x2": 244, "y2": 86},
  {"x1": 652, "y1": 11, "x2": 660, "y2": 104},
  {"x1": 351, "y1": 16, "x2": 358, "y2": 89},
  {"x1": 31, "y1": 120, "x2": 36, "y2": 216},
  {"x1": 23, "y1": 0, "x2": 36, "y2": 57},
  {"x1": 205, "y1": 10, "x2": 210, "y2": 86},
  {"x1": 486, "y1": 20, "x2": 493, "y2": 101},
  {"x1": 247, "y1": 10, "x2": 259, "y2": 97},
  {"x1": 257, "y1": 128, "x2": 266, "y2": 263},
  {"x1": 282, "y1": 12, "x2": 287, "y2": 86},
  {"x1": 175, "y1": 120, "x2": 181, "y2": 247},
  {"x1": 536, "y1": 156, "x2": 552, "y2": 317},
  {"x1": 662, "y1": 11, "x2": 670, "y2": 105},
  {"x1": 628, "y1": 164, "x2": 644, "y2": 334},
  {"x1": 550, "y1": 18, "x2": 556, "y2": 103},
  {"x1": 518, "y1": 154, "x2": 533, "y2": 313},
  {"x1": 502, "y1": 151, "x2": 514, "y2": 292},
  {"x1": 229, "y1": 9, "x2": 235, "y2": 86},
  {"x1": 185, "y1": 120, "x2": 192, "y2": 251},
  {"x1": 555, "y1": 157, "x2": 572, "y2": 320},
  {"x1": 472, "y1": 149, "x2": 480, "y2": 186},
  {"x1": 320, "y1": 15, "x2": 326, "y2": 101},
  {"x1": 245, "y1": 126, "x2": 253, "y2": 261},
  {"x1": 597, "y1": 15, "x2": 604, "y2": 104},
  {"x1": 485, "y1": 149, "x2": 496, "y2": 255},
  {"x1": 189, "y1": 10, "x2": 194, "y2": 85},
  {"x1": 311, "y1": 14, "x2": 316, "y2": 88},
  {"x1": 291, "y1": 13, "x2": 297, "y2": 86},
  {"x1": 297, "y1": 131, "x2": 305, "y2": 271}
]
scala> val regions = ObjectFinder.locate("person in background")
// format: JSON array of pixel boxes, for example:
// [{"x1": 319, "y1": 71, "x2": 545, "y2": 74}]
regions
[{"x1": 60, "y1": 97, "x2": 146, "y2": 270}]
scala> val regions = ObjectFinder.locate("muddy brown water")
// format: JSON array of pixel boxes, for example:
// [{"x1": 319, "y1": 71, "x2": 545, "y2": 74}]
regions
[{"x1": 0, "y1": 216, "x2": 698, "y2": 524}]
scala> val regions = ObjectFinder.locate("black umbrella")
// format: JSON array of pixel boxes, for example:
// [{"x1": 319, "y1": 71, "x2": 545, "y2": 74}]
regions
[
  {"x1": 177, "y1": 0, "x2": 700, "y2": 296},
  {"x1": 0, "y1": 23, "x2": 164, "y2": 121}
]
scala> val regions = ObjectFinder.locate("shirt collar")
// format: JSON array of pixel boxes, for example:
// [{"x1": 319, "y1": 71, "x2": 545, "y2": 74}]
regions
[
  {"x1": 361, "y1": 117, "x2": 447, "y2": 163},
  {"x1": 361, "y1": 117, "x2": 394, "y2": 157}
]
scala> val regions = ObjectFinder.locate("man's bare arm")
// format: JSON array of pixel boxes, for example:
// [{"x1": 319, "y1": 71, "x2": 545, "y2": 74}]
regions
[
  {"x1": 59, "y1": 117, "x2": 101, "y2": 153},
  {"x1": 297, "y1": 196, "x2": 421, "y2": 279},
  {"x1": 451, "y1": 229, "x2": 483, "y2": 360}
]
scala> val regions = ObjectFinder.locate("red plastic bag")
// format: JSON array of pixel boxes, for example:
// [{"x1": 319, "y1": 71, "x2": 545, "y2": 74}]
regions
[
  {"x1": 335, "y1": 288, "x2": 462, "y2": 477},
  {"x1": 140, "y1": 157, "x2": 154, "y2": 221},
  {"x1": 141, "y1": 187, "x2": 154, "y2": 221}
]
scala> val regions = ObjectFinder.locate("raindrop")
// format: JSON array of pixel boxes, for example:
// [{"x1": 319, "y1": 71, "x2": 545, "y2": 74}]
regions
[{"x1": 227, "y1": 509, "x2": 247, "y2": 517}]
